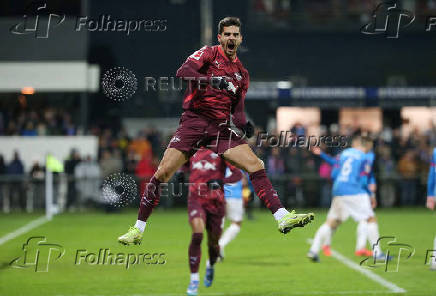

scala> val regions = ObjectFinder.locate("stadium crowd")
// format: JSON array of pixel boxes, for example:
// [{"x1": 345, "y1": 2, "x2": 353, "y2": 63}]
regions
[{"x1": 1, "y1": 113, "x2": 435, "y2": 211}]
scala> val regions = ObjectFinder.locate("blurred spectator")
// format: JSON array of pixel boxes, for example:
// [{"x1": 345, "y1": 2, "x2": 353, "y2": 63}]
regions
[
  {"x1": 0, "y1": 154, "x2": 6, "y2": 175},
  {"x1": 29, "y1": 160, "x2": 45, "y2": 208},
  {"x1": 128, "y1": 131, "x2": 152, "y2": 160},
  {"x1": 377, "y1": 146, "x2": 396, "y2": 207},
  {"x1": 0, "y1": 154, "x2": 5, "y2": 211},
  {"x1": 21, "y1": 121, "x2": 37, "y2": 136},
  {"x1": 318, "y1": 157, "x2": 333, "y2": 208},
  {"x1": 100, "y1": 149, "x2": 123, "y2": 178},
  {"x1": 74, "y1": 155, "x2": 101, "y2": 207},
  {"x1": 397, "y1": 150, "x2": 418, "y2": 205},
  {"x1": 64, "y1": 149, "x2": 81, "y2": 210},
  {"x1": 267, "y1": 147, "x2": 285, "y2": 176},
  {"x1": 7, "y1": 151, "x2": 25, "y2": 210}
]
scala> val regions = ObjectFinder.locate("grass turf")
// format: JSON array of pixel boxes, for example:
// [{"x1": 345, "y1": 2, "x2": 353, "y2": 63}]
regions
[{"x1": 0, "y1": 208, "x2": 436, "y2": 296}]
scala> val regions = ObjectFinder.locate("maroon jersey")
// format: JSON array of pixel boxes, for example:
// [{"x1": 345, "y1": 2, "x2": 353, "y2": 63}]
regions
[
  {"x1": 185, "y1": 149, "x2": 242, "y2": 205},
  {"x1": 176, "y1": 45, "x2": 249, "y2": 128}
]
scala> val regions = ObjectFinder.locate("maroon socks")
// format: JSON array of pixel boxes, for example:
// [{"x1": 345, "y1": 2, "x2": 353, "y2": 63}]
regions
[
  {"x1": 137, "y1": 176, "x2": 161, "y2": 222},
  {"x1": 189, "y1": 233, "x2": 203, "y2": 273},
  {"x1": 249, "y1": 169, "x2": 283, "y2": 214}
]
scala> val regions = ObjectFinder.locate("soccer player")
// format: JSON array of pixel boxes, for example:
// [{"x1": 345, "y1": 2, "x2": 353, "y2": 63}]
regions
[
  {"x1": 118, "y1": 17, "x2": 314, "y2": 246},
  {"x1": 218, "y1": 168, "x2": 245, "y2": 259},
  {"x1": 355, "y1": 149, "x2": 378, "y2": 257},
  {"x1": 425, "y1": 147, "x2": 436, "y2": 270},
  {"x1": 181, "y1": 148, "x2": 242, "y2": 295},
  {"x1": 307, "y1": 135, "x2": 385, "y2": 262},
  {"x1": 312, "y1": 146, "x2": 376, "y2": 257}
]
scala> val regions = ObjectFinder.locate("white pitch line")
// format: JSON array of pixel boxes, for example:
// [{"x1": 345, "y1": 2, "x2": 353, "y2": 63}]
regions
[
  {"x1": 0, "y1": 216, "x2": 49, "y2": 246},
  {"x1": 53, "y1": 291, "x2": 394, "y2": 296},
  {"x1": 306, "y1": 239, "x2": 406, "y2": 294}
]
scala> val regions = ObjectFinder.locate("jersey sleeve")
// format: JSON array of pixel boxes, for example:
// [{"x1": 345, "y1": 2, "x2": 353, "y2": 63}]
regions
[
  {"x1": 320, "y1": 152, "x2": 338, "y2": 166},
  {"x1": 231, "y1": 72, "x2": 249, "y2": 127},
  {"x1": 223, "y1": 163, "x2": 243, "y2": 184},
  {"x1": 176, "y1": 46, "x2": 213, "y2": 80},
  {"x1": 428, "y1": 150, "x2": 436, "y2": 197},
  {"x1": 368, "y1": 171, "x2": 376, "y2": 186}
]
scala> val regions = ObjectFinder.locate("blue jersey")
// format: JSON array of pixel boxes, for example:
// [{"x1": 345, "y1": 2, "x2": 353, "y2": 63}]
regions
[
  {"x1": 224, "y1": 168, "x2": 243, "y2": 199},
  {"x1": 428, "y1": 148, "x2": 436, "y2": 197},
  {"x1": 332, "y1": 148, "x2": 369, "y2": 197},
  {"x1": 320, "y1": 152, "x2": 340, "y2": 180},
  {"x1": 361, "y1": 151, "x2": 376, "y2": 195}
]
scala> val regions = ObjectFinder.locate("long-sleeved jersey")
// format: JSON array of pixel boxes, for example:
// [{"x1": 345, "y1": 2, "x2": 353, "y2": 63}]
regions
[
  {"x1": 176, "y1": 45, "x2": 249, "y2": 128},
  {"x1": 428, "y1": 148, "x2": 436, "y2": 197}
]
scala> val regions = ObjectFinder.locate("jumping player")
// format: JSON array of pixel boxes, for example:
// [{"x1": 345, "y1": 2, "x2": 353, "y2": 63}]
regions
[
  {"x1": 425, "y1": 147, "x2": 436, "y2": 270},
  {"x1": 181, "y1": 149, "x2": 242, "y2": 295},
  {"x1": 118, "y1": 17, "x2": 314, "y2": 246}
]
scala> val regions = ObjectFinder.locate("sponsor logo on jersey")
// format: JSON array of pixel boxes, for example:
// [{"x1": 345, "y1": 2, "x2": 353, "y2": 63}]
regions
[
  {"x1": 192, "y1": 160, "x2": 217, "y2": 171},
  {"x1": 235, "y1": 72, "x2": 242, "y2": 81},
  {"x1": 170, "y1": 136, "x2": 181, "y2": 143}
]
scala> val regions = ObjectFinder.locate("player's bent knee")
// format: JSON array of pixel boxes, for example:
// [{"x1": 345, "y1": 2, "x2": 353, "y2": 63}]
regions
[
  {"x1": 246, "y1": 158, "x2": 264, "y2": 173},
  {"x1": 155, "y1": 165, "x2": 174, "y2": 182}
]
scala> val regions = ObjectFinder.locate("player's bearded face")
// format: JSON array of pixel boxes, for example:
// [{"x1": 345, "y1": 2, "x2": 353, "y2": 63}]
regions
[{"x1": 218, "y1": 26, "x2": 242, "y2": 58}]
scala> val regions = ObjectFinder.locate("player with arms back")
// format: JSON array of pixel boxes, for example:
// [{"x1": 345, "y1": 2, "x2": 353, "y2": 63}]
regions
[
  {"x1": 118, "y1": 17, "x2": 314, "y2": 246},
  {"x1": 308, "y1": 135, "x2": 386, "y2": 262},
  {"x1": 425, "y1": 147, "x2": 436, "y2": 270}
]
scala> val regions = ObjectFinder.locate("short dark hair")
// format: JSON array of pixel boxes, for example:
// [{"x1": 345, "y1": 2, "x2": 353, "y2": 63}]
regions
[{"x1": 218, "y1": 17, "x2": 241, "y2": 34}]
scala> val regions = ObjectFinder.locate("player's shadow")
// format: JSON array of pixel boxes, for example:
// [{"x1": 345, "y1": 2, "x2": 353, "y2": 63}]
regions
[{"x1": 232, "y1": 257, "x2": 290, "y2": 266}]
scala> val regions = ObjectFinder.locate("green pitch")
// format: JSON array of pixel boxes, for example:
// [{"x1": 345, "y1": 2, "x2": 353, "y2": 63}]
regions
[{"x1": 1, "y1": 208, "x2": 436, "y2": 296}]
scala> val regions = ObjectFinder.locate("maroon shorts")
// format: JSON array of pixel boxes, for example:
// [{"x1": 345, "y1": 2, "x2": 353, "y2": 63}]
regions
[
  {"x1": 188, "y1": 197, "x2": 225, "y2": 236},
  {"x1": 168, "y1": 110, "x2": 246, "y2": 155}
]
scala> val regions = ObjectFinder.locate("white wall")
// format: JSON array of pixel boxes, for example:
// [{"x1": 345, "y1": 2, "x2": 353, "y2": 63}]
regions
[{"x1": 0, "y1": 136, "x2": 98, "y2": 172}]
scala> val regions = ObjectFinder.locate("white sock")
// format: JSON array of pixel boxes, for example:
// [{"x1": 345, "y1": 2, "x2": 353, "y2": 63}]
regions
[
  {"x1": 135, "y1": 220, "x2": 146, "y2": 233},
  {"x1": 273, "y1": 208, "x2": 290, "y2": 221},
  {"x1": 323, "y1": 227, "x2": 335, "y2": 247},
  {"x1": 367, "y1": 222, "x2": 381, "y2": 255},
  {"x1": 190, "y1": 273, "x2": 199, "y2": 282},
  {"x1": 206, "y1": 259, "x2": 212, "y2": 268},
  {"x1": 356, "y1": 221, "x2": 368, "y2": 251},
  {"x1": 310, "y1": 224, "x2": 332, "y2": 254},
  {"x1": 432, "y1": 236, "x2": 436, "y2": 266},
  {"x1": 219, "y1": 223, "x2": 241, "y2": 249}
]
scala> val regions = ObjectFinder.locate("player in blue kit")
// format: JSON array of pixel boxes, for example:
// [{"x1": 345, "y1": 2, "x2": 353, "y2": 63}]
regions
[
  {"x1": 425, "y1": 147, "x2": 436, "y2": 270},
  {"x1": 354, "y1": 149, "x2": 378, "y2": 257},
  {"x1": 308, "y1": 135, "x2": 386, "y2": 262},
  {"x1": 218, "y1": 167, "x2": 245, "y2": 259}
]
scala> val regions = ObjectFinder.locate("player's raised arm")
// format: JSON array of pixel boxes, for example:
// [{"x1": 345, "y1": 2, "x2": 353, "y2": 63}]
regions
[
  {"x1": 427, "y1": 149, "x2": 436, "y2": 210},
  {"x1": 319, "y1": 151, "x2": 339, "y2": 167},
  {"x1": 231, "y1": 74, "x2": 254, "y2": 137}
]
